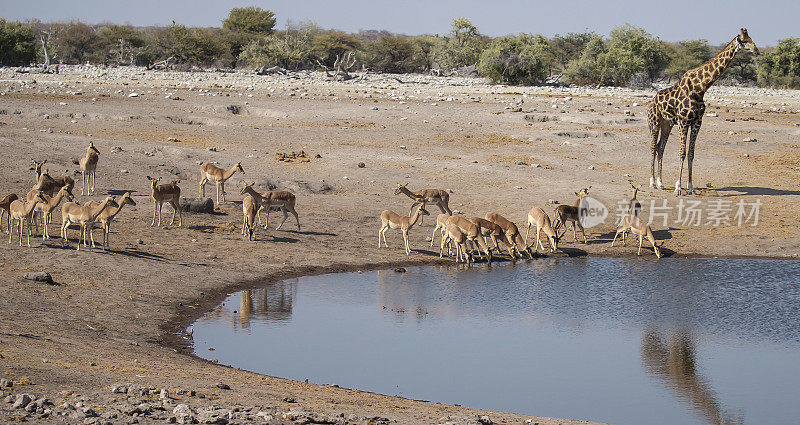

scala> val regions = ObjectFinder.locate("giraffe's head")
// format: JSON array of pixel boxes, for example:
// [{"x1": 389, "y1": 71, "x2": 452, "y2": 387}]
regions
[{"x1": 737, "y1": 28, "x2": 759, "y2": 55}]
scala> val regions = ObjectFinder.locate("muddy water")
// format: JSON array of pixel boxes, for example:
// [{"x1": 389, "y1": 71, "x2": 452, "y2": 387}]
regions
[{"x1": 192, "y1": 258, "x2": 800, "y2": 425}]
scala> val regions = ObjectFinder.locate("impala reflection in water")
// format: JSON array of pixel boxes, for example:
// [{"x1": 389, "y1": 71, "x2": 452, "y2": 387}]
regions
[{"x1": 193, "y1": 258, "x2": 800, "y2": 425}]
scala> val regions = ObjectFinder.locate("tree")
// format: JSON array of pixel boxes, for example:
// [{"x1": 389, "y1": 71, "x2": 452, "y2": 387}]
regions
[
  {"x1": 156, "y1": 24, "x2": 225, "y2": 66},
  {"x1": 431, "y1": 17, "x2": 486, "y2": 70},
  {"x1": 97, "y1": 24, "x2": 145, "y2": 64},
  {"x1": 223, "y1": 7, "x2": 276, "y2": 35},
  {"x1": 411, "y1": 36, "x2": 437, "y2": 72},
  {"x1": 54, "y1": 22, "x2": 101, "y2": 64},
  {"x1": 564, "y1": 24, "x2": 668, "y2": 86},
  {"x1": 563, "y1": 35, "x2": 606, "y2": 85},
  {"x1": 665, "y1": 39, "x2": 712, "y2": 80},
  {"x1": 478, "y1": 34, "x2": 550, "y2": 85},
  {"x1": 362, "y1": 35, "x2": 417, "y2": 73},
  {"x1": 756, "y1": 38, "x2": 800, "y2": 88},
  {"x1": 0, "y1": 19, "x2": 37, "y2": 66},
  {"x1": 603, "y1": 24, "x2": 669, "y2": 85},
  {"x1": 238, "y1": 22, "x2": 319, "y2": 70},
  {"x1": 550, "y1": 32, "x2": 594, "y2": 72},
  {"x1": 312, "y1": 31, "x2": 362, "y2": 67}
]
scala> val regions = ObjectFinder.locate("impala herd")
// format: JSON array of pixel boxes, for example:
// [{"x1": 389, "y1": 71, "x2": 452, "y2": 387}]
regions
[
  {"x1": 381, "y1": 182, "x2": 663, "y2": 263},
  {"x1": 3, "y1": 141, "x2": 662, "y2": 260}
]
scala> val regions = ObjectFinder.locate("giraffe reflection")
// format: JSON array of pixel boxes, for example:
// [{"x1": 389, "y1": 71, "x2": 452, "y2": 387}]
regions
[
  {"x1": 641, "y1": 329, "x2": 743, "y2": 425},
  {"x1": 235, "y1": 279, "x2": 298, "y2": 329}
]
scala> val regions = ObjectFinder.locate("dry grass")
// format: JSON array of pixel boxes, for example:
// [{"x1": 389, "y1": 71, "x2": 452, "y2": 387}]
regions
[{"x1": 436, "y1": 133, "x2": 528, "y2": 147}]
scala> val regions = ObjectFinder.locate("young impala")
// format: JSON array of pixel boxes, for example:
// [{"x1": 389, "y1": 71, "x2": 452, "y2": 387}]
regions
[
  {"x1": 394, "y1": 183, "x2": 451, "y2": 225},
  {"x1": 199, "y1": 161, "x2": 245, "y2": 205},
  {"x1": 525, "y1": 206, "x2": 559, "y2": 253},
  {"x1": 552, "y1": 187, "x2": 591, "y2": 243},
  {"x1": 8, "y1": 192, "x2": 48, "y2": 247},
  {"x1": 61, "y1": 195, "x2": 119, "y2": 250},
  {"x1": 612, "y1": 214, "x2": 663, "y2": 258},
  {"x1": 148, "y1": 176, "x2": 182, "y2": 227},
  {"x1": 79, "y1": 141, "x2": 100, "y2": 195},
  {"x1": 378, "y1": 205, "x2": 430, "y2": 255}
]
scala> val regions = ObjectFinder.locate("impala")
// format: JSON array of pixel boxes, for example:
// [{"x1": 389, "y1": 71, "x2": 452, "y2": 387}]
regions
[
  {"x1": 199, "y1": 161, "x2": 245, "y2": 205},
  {"x1": 8, "y1": 192, "x2": 48, "y2": 247},
  {"x1": 79, "y1": 141, "x2": 100, "y2": 195},
  {"x1": 394, "y1": 183, "x2": 451, "y2": 225},
  {"x1": 148, "y1": 176, "x2": 182, "y2": 227},
  {"x1": 378, "y1": 206, "x2": 430, "y2": 255}
]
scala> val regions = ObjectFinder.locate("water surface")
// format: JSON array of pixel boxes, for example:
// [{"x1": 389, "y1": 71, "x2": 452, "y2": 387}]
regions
[{"x1": 192, "y1": 258, "x2": 800, "y2": 425}]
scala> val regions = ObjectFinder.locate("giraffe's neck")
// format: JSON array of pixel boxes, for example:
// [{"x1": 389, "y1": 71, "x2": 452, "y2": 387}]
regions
[{"x1": 685, "y1": 36, "x2": 740, "y2": 95}]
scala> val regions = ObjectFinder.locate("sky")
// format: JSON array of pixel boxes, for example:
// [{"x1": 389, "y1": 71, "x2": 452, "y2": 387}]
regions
[{"x1": 2, "y1": 0, "x2": 797, "y2": 46}]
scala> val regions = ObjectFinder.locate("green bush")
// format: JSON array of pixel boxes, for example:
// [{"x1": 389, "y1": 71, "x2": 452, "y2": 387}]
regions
[
  {"x1": 563, "y1": 24, "x2": 668, "y2": 86},
  {"x1": 97, "y1": 24, "x2": 145, "y2": 65},
  {"x1": 238, "y1": 28, "x2": 317, "y2": 70},
  {"x1": 431, "y1": 17, "x2": 486, "y2": 70},
  {"x1": 549, "y1": 32, "x2": 594, "y2": 72},
  {"x1": 665, "y1": 39, "x2": 712, "y2": 80},
  {"x1": 478, "y1": 34, "x2": 550, "y2": 85},
  {"x1": 756, "y1": 38, "x2": 800, "y2": 88},
  {"x1": 563, "y1": 35, "x2": 607, "y2": 85},
  {"x1": 155, "y1": 25, "x2": 226, "y2": 66},
  {"x1": 361, "y1": 35, "x2": 419, "y2": 73},
  {"x1": 603, "y1": 24, "x2": 669, "y2": 85},
  {"x1": 410, "y1": 36, "x2": 437, "y2": 72},
  {"x1": 312, "y1": 31, "x2": 361, "y2": 67},
  {"x1": 54, "y1": 22, "x2": 101, "y2": 64},
  {"x1": 223, "y1": 7, "x2": 276, "y2": 35},
  {"x1": 0, "y1": 19, "x2": 37, "y2": 66}
]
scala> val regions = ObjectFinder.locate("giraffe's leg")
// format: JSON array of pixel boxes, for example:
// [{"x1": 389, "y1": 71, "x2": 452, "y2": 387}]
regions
[
  {"x1": 649, "y1": 112, "x2": 661, "y2": 188},
  {"x1": 656, "y1": 122, "x2": 672, "y2": 190},
  {"x1": 638, "y1": 234, "x2": 644, "y2": 256},
  {"x1": 674, "y1": 122, "x2": 690, "y2": 196},
  {"x1": 687, "y1": 120, "x2": 702, "y2": 195}
]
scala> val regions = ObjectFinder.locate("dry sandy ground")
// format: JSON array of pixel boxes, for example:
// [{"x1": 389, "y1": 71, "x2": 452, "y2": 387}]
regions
[{"x1": 0, "y1": 66, "x2": 799, "y2": 424}]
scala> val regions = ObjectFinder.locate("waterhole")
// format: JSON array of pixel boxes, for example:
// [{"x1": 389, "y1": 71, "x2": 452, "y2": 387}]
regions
[{"x1": 192, "y1": 258, "x2": 800, "y2": 425}]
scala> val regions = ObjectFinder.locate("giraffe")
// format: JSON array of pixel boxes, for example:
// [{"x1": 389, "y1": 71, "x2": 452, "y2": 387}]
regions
[{"x1": 648, "y1": 28, "x2": 758, "y2": 195}]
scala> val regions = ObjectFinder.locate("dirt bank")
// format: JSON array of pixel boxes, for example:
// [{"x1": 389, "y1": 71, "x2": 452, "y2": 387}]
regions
[{"x1": 1, "y1": 66, "x2": 798, "y2": 424}]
